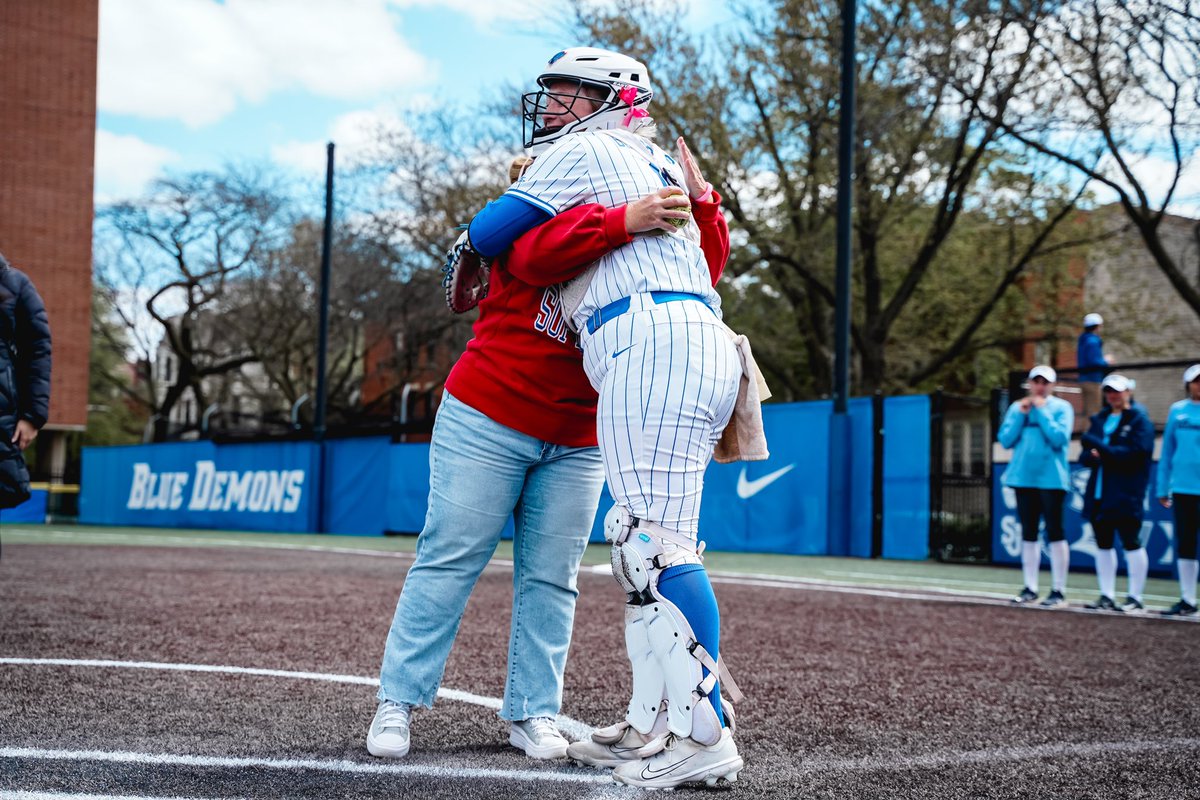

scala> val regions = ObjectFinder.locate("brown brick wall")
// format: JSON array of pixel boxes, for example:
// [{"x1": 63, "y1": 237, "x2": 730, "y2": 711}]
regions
[{"x1": 0, "y1": 1, "x2": 99, "y2": 429}]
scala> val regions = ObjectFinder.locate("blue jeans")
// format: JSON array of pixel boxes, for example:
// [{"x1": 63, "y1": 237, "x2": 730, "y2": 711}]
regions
[{"x1": 377, "y1": 392, "x2": 605, "y2": 720}]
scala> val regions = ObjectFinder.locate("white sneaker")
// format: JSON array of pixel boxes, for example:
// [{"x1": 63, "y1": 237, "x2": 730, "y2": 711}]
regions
[
  {"x1": 567, "y1": 720, "x2": 653, "y2": 768},
  {"x1": 612, "y1": 729, "x2": 743, "y2": 789},
  {"x1": 510, "y1": 716, "x2": 569, "y2": 759},
  {"x1": 366, "y1": 700, "x2": 411, "y2": 758}
]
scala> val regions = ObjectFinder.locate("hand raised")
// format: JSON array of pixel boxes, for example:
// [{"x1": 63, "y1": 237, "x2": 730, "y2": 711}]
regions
[{"x1": 675, "y1": 137, "x2": 711, "y2": 201}]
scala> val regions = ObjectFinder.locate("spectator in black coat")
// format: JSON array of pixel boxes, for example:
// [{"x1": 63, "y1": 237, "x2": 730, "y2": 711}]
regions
[
  {"x1": 0, "y1": 250, "x2": 52, "y2": 508},
  {"x1": 1079, "y1": 374, "x2": 1154, "y2": 613}
]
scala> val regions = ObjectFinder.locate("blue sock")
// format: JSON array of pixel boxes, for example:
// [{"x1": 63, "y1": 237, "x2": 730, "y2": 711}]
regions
[{"x1": 657, "y1": 563, "x2": 724, "y2": 727}]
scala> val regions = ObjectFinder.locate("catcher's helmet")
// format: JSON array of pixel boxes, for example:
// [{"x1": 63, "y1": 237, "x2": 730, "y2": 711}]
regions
[{"x1": 522, "y1": 47, "x2": 653, "y2": 155}]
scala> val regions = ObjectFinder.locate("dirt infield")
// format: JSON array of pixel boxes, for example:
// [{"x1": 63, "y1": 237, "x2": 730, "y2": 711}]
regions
[{"x1": 2, "y1": 538, "x2": 1198, "y2": 799}]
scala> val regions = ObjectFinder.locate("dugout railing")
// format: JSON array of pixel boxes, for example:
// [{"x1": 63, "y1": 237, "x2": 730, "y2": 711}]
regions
[{"x1": 929, "y1": 390, "x2": 993, "y2": 563}]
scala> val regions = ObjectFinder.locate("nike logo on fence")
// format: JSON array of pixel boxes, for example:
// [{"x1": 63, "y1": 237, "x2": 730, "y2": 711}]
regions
[{"x1": 736, "y1": 464, "x2": 796, "y2": 499}]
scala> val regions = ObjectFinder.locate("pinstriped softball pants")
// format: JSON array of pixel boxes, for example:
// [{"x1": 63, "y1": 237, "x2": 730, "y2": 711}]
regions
[{"x1": 580, "y1": 295, "x2": 740, "y2": 538}]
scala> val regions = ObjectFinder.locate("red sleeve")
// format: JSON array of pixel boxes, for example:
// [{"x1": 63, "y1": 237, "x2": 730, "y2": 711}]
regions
[
  {"x1": 692, "y1": 189, "x2": 730, "y2": 286},
  {"x1": 506, "y1": 203, "x2": 633, "y2": 287}
]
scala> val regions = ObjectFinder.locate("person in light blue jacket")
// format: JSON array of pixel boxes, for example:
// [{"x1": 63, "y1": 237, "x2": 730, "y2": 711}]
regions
[
  {"x1": 1156, "y1": 363, "x2": 1200, "y2": 617},
  {"x1": 998, "y1": 365, "x2": 1075, "y2": 606}
]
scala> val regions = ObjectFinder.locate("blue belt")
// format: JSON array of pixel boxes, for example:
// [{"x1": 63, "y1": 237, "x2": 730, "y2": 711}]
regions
[{"x1": 585, "y1": 292, "x2": 706, "y2": 335}]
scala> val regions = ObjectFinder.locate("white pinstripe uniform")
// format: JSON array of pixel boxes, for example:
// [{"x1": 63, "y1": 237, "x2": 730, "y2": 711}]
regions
[{"x1": 506, "y1": 128, "x2": 740, "y2": 537}]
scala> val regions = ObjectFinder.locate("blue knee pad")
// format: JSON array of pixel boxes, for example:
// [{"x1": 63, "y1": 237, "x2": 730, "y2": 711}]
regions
[{"x1": 657, "y1": 562, "x2": 725, "y2": 727}]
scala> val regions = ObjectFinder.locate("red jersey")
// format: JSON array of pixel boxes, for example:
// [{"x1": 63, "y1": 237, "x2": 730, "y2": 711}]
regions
[{"x1": 445, "y1": 193, "x2": 729, "y2": 447}]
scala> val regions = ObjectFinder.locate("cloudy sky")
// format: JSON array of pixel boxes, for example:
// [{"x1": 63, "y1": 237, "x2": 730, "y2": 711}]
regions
[
  {"x1": 93, "y1": 0, "x2": 1196, "y2": 215},
  {"x1": 94, "y1": 0, "x2": 732, "y2": 202}
]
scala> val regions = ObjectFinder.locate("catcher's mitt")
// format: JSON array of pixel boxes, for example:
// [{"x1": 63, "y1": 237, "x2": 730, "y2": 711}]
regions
[{"x1": 442, "y1": 231, "x2": 491, "y2": 313}]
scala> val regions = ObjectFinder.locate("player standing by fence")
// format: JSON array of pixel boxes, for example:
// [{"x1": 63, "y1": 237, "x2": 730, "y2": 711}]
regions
[
  {"x1": 1080, "y1": 374, "x2": 1154, "y2": 613},
  {"x1": 997, "y1": 366, "x2": 1074, "y2": 607},
  {"x1": 1156, "y1": 364, "x2": 1200, "y2": 617}
]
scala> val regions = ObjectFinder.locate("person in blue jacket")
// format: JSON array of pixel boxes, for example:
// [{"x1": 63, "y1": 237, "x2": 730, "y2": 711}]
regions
[
  {"x1": 0, "y1": 251, "x2": 51, "y2": 509},
  {"x1": 1079, "y1": 373, "x2": 1154, "y2": 612},
  {"x1": 1156, "y1": 363, "x2": 1200, "y2": 616},
  {"x1": 1076, "y1": 313, "x2": 1110, "y2": 426},
  {"x1": 998, "y1": 365, "x2": 1075, "y2": 606}
]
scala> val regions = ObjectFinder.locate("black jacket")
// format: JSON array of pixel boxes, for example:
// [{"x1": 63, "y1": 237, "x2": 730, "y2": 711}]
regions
[
  {"x1": 1080, "y1": 402, "x2": 1154, "y2": 522},
  {"x1": 0, "y1": 253, "x2": 51, "y2": 506}
]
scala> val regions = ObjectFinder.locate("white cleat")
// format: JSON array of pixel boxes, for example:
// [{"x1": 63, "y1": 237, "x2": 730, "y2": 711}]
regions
[
  {"x1": 567, "y1": 720, "x2": 654, "y2": 768},
  {"x1": 510, "y1": 716, "x2": 570, "y2": 759},
  {"x1": 611, "y1": 728, "x2": 743, "y2": 789},
  {"x1": 366, "y1": 700, "x2": 412, "y2": 759}
]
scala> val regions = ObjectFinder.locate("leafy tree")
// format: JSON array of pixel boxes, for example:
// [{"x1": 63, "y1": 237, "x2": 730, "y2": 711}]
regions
[{"x1": 564, "y1": 0, "x2": 1096, "y2": 398}]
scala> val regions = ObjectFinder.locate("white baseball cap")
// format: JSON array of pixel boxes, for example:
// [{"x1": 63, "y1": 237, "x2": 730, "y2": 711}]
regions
[
  {"x1": 1083, "y1": 313, "x2": 1104, "y2": 327},
  {"x1": 1102, "y1": 373, "x2": 1133, "y2": 392},
  {"x1": 1184, "y1": 364, "x2": 1200, "y2": 385},
  {"x1": 1028, "y1": 365, "x2": 1056, "y2": 383}
]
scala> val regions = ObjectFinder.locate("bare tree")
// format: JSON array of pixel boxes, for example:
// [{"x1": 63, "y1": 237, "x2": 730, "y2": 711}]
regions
[
  {"x1": 972, "y1": 0, "x2": 1200, "y2": 315},
  {"x1": 94, "y1": 168, "x2": 289, "y2": 439},
  {"x1": 345, "y1": 111, "x2": 515, "y2": 405}
]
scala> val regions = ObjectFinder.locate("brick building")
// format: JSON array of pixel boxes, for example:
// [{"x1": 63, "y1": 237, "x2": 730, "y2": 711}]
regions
[
  {"x1": 1005, "y1": 206, "x2": 1200, "y2": 428},
  {"x1": 0, "y1": 1, "x2": 98, "y2": 477}
]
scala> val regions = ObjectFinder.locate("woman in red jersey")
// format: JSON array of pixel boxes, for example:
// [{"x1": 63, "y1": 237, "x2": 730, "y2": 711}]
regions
[{"x1": 368, "y1": 154, "x2": 729, "y2": 762}]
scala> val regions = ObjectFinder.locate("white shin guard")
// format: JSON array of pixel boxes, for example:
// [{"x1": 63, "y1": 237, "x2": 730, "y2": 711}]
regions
[{"x1": 606, "y1": 507, "x2": 738, "y2": 747}]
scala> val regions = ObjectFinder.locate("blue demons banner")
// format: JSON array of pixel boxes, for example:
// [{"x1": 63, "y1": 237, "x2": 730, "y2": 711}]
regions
[
  {"x1": 82, "y1": 441, "x2": 319, "y2": 532},
  {"x1": 80, "y1": 396, "x2": 933, "y2": 557},
  {"x1": 992, "y1": 463, "x2": 1174, "y2": 577}
]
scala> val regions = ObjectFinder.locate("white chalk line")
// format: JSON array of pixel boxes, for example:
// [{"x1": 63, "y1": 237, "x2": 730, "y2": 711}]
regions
[
  {"x1": 0, "y1": 793, "x2": 247, "y2": 800},
  {"x1": 0, "y1": 657, "x2": 593, "y2": 742},
  {"x1": 699, "y1": 573, "x2": 1200, "y2": 621},
  {"x1": 817, "y1": 568, "x2": 1180, "y2": 603},
  {"x1": 0, "y1": 747, "x2": 612, "y2": 786},
  {"x1": 2, "y1": 529, "x2": 421, "y2": 562},
  {"x1": 0, "y1": 792, "x2": 637, "y2": 800},
  {"x1": 7, "y1": 528, "x2": 1191, "y2": 620},
  {"x1": 798, "y1": 737, "x2": 1200, "y2": 773}
]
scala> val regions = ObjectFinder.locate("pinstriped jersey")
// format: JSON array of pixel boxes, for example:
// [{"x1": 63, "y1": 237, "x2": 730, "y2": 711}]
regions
[{"x1": 504, "y1": 128, "x2": 723, "y2": 332}]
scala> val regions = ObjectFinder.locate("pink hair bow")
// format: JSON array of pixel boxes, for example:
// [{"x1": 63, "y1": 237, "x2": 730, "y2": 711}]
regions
[{"x1": 619, "y1": 85, "x2": 648, "y2": 127}]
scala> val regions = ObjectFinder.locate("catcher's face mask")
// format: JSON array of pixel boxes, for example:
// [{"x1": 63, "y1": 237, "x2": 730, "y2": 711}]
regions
[{"x1": 521, "y1": 78, "x2": 610, "y2": 152}]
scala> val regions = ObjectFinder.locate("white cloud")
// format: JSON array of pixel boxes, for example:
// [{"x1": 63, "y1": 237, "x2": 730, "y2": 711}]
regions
[
  {"x1": 94, "y1": 130, "x2": 180, "y2": 199},
  {"x1": 390, "y1": 0, "x2": 551, "y2": 25},
  {"x1": 99, "y1": 0, "x2": 431, "y2": 127},
  {"x1": 270, "y1": 107, "x2": 410, "y2": 176},
  {"x1": 1093, "y1": 152, "x2": 1200, "y2": 218}
]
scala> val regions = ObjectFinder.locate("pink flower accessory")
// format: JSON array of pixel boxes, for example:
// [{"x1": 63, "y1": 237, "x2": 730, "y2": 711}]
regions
[{"x1": 619, "y1": 85, "x2": 648, "y2": 127}]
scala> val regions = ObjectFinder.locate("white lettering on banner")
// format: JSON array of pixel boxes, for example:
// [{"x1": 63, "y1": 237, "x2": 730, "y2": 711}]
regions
[
  {"x1": 126, "y1": 462, "x2": 189, "y2": 511},
  {"x1": 126, "y1": 460, "x2": 306, "y2": 514},
  {"x1": 999, "y1": 514, "x2": 1021, "y2": 558}
]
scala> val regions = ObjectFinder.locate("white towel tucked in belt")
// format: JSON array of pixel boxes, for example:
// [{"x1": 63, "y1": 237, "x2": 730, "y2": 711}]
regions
[{"x1": 714, "y1": 326, "x2": 771, "y2": 464}]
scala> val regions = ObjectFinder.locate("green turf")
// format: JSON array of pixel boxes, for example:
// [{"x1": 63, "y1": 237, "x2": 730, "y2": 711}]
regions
[{"x1": 0, "y1": 522, "x2": 1182, "y2": 605}]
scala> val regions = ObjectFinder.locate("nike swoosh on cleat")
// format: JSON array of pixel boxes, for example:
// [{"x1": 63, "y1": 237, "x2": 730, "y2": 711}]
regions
[
  {"x1": 641, "y1": 753, "x2": 696, "y2": 779},
  {"x1": 736, "y1": 464, "x2": 796, "y2": 499}
]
